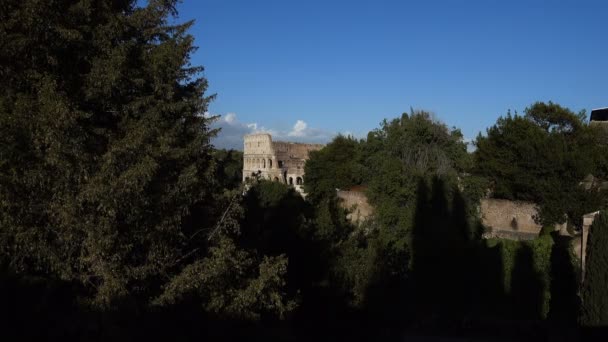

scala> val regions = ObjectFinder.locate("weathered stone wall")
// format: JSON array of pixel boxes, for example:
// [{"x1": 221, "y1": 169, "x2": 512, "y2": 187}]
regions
[
  {"x1": 480, "y1": 198, "x2": 542, "y2": 239},
  {"x1": 337, "y1": 188, "x2": 373, "y2": 223},
  {"x1": 479, "y1": 198, "x2": 566, "y2": 240},
  {"x1": 243, "y1": 133, "x2": 278, "y2": 181},
  {"x1": 242, "y1": 133, "x2": 323, "y2": 194}
]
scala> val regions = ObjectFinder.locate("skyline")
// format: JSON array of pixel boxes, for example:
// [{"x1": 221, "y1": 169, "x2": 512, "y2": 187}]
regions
[{"x1": 176, "y1": 0, "x2": 608, "y2": 150}]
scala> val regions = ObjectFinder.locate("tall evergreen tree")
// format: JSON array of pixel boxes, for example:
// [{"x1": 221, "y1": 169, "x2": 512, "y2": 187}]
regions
[
  {"x1": 580, "y1": 211, "x2": 608, "y2": 326},
  {"x1": 0, "y1": 0, "x2": 291, "y2": 317}
]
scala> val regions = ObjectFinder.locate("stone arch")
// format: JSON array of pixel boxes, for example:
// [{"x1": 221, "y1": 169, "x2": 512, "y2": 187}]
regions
[
  {"x1": 278, "y1": 160, "x2": 284, "y2": 168},
  {"x1": 296, "y1": 177, "x2": 303, "y2": 185},
  {"x1": 268, "y1": 159, "x2": 272, "y2": 169},
  {"x1": 283, "y1": 171, "x2": 287, "y2": 184},
  {"x1": 262, "y1": 159, "x2": 266, "y2": 169},
  {"x1": 274, "y1": 177, "x2": 279, "y2": 182},
  {"x1": 289, "y1": 177, "x2": 294, "y2": 185}
]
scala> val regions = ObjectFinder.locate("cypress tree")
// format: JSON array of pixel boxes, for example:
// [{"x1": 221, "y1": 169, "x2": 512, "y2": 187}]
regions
[
  {"x1": 0, "y1": 0, "x2": 292, "y2": 318},
  {"x1": 580, "y1": 211, "x2": 608, "y2": 326}
]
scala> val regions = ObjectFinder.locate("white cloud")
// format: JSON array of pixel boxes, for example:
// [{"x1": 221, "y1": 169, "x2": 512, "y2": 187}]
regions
[
  {"x1": 224, "y1": 112, "x2": 237, "y2": 124},
  {"x1": 210, "y1": 113, "x2": 278, "y2": 150},
  {"x1": 210, "y1": 113, "x2": 335, "y2": 150},
  {"x1": 288, "y1": 120, "x2": 308, "y2": 137},
  {"x1": 209, "y1": 113, "x2": 261, "y2": 150}
]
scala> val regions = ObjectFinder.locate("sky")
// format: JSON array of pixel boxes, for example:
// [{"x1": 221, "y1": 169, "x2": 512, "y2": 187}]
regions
[{"x1": 174, "y1": 0, "x2": 608, "y2": 150}]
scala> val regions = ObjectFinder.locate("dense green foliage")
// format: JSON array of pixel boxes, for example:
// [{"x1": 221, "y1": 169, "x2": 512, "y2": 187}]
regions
[
  {"x1": 302, "y1": 107, "x2": 586, "y2": 338},
  {"x1": 0, "y1": 1, "x2": 601, "y2": 340},
  {"x1": 304, "y1": 135, "x2": 364, "y2": 203},
  {"x1": 213, "y1": 149, "x2": 244, "y2": 189},
  {"x1": 580, "y1": 211, "x2": 608, "y2": 326},
  {"x1": 487, "y1": 236, "x2": 553, "y2": 319},
  {"x1": 475, "y1": 102, "x2": 608, "y2": 226},
  {"x1": 0, "y1": 0, "x2": 291, "y2": 323}
]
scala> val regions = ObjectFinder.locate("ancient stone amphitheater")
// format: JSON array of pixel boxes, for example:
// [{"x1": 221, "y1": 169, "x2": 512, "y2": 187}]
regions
[{"x1": 242, "y1": 133, "x2": 323, "y2": 194}]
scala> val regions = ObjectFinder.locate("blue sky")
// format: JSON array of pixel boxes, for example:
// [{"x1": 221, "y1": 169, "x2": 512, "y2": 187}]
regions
[{"x1": 174, "y1": 0, "x2": 608, "y2": 149}]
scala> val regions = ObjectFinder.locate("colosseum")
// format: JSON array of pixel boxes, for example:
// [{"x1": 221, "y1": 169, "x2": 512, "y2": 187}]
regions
[{"x1": 243, "y1": 133, "x2": 324, "y2": 193}]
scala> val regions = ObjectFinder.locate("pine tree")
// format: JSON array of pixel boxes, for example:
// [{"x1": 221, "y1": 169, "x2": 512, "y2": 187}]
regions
[
  {"x1": 0, "y1": 0, "x2": 292, "y2": 317},
  {"x1": 580, "y1": 210, "x2": 608, "y2": 326}
]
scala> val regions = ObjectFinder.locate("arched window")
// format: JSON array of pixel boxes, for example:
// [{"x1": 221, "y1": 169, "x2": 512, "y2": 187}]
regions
[
  {"x1": 274, "y1": 177, "x2": 279, "y2": 182},
  {"x1": 268, "y1": 159, "x2": 272, "y2": 169},
  {"x1": 262, "y1": 159, "x2": 266, "y2": 168},
  {"x1": 278, "y1": 160, "x2": 284, "y2": 168},
  {"x1": 289, "y1": 177, "x2": 293, "y2": 185},
  {"x1": 296, "y1": 177, "x2": 303, "y2": 185}
]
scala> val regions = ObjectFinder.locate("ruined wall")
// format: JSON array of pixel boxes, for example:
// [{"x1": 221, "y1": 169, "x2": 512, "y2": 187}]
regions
[
  {"x1": 480, "y1": 198, "x2": 542, "y2": 239},
  {"x1": 272, "y1": 141, "x2": 323, "y2": 187},
  {"x1": 243, "y1": 133, "x2": 278, "y2": 181},
  {"x1": 480, "y1": 198, "x2": 566, "y2": 240},
  {"x1": 337, "y1": 188, "x2": 373, "y2": 224},
  {"x1": 242, "y1": 133, "x2": 323, "y2": 194}
]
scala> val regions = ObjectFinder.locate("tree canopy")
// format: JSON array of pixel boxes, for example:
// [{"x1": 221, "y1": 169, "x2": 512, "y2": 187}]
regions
[
  {"x1": 474, "y1": 102, "x2": 608, "y2": 226},
  {"x1": 0, "y1": 0, "x2": 291, "y2": 318},
  {"x1": 0, "y1": 1, "x2": 603, "y2": 338}
]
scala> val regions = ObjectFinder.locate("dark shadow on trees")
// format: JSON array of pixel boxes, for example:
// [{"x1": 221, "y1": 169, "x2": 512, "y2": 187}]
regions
[
  {"x1": 3, "y1": 178, "x2": 586, "y2": 341},
  {"x1": 548, "y1": 233, "x2": 580, "y2": 323},
  {"x1": 0, "y1": 269, "x2": 286, "y2": 342},
  {"x1": 410, "y1": 177, "x2": 512, "y2": 338},
  {"x1": 413, "y1": 176, "x2": 558, "y2": 339},
  {"x1": 510, "y1": 244, "x2": 544, "y2": 321},
  {"x1": 359, "y1": 239, "x2": 412, "y2": 342},
  {"x1": 240, "y1": 181, "x2": 360, "y2": 341},
  {"x1": 546, "y1": 232, "x2": 581, "y2": 341}
]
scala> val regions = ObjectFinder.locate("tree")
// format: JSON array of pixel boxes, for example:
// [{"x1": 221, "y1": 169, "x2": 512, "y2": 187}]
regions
[
  {"x1": 213, "y1": 149, "x2": 244, "y2": 190},
  {"x1": 365, "y1": 111, "x2": 470, "y2": 237},
  {"x1": 524, "y1": 101, "x2": 586, "y2": 133},
  {"x1": 580, "y1": 211, "x2": 608, "y2": 326},
  {"x1": 304, "y1": 134, "x2": 364, "y2": 203},
  {"x1": 0, "y1": 0, "x2": 291, "y2": 318},
  {"x1": 474, "y1": 103, "x2": 608, "y2": 226}
]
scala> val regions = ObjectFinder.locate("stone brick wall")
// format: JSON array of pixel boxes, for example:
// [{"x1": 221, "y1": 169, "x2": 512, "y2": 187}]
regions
[
  {"x1": 337, "y1": 188, "x2": 373, "y2": 224},
  {"x1": 480, "y1": 198, "x2": 566, "y2": 240},
  {"x1": 480, "y1": 198, "x2": 542, "y2": 238}
]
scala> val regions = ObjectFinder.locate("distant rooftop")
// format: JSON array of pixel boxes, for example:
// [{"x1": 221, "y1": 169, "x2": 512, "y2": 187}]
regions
[{"x1": 590, "y1": 108, "x2": 608, "y2": 122}]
